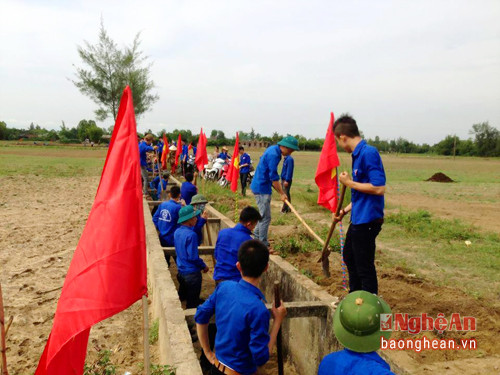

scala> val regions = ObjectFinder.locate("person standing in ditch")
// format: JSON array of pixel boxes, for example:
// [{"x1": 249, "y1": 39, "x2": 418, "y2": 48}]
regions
[
  {"x1": 334, "y1": 114, "x2": 386, "y2": 295},
  {"x1": 280, "y1": 154, "x2": 294, "y2": 213},
  {"x1": 250, "y1": 136, "x2": 300, "y2": 247}
]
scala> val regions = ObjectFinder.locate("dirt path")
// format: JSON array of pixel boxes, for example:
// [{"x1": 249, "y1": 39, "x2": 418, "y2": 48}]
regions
[{"x1": 0, "y1": 175, "x2": 144, "y2": 374}]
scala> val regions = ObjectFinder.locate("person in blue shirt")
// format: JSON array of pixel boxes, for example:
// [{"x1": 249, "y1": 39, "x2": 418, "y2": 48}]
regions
[
  {"x1": 195, "y1": 239, "x2": 287, "y2": 375},
  {"x1": 318, "y1": 291, "x2": 394, "y2": 375},
  {"x1": 333, "y1": 115, "x2": 386, "y2": 295},
  {"x1": 250, "y1": 136, "x2": 299, "y2": 247},
  {"x1": 181, "y1": 139, "x2": 189, "y2": 176},
  {"x1": 175, "y1": 205, "x2": 209, "y2": 308},
  {"x1": 138, "y1": 134, "x2": 157, "y2": 196},
  {"x1": 149, "y1": 172, "x2": 170, "y2": 200},
  {"x1": 217, "y1": 146, "x2": 229, "y2": 161},
  {"x1": 238, "y1": 146, "x2": 251, "y2": 196},
  {"x1": 280, "y1": 155, "x2": 294, "y2": 214},
  {"x1": 213, "y1": 206, "x2": 262, "y2": 284},
  {"x1": 181, "y1": 172, "x2": 198, "y2": 205},
  {"x1": 191, "y1": 194, "x2": 209, "y2": 246},
  {"x1": 152, "y1": 186, "x2": 182, "y2": 265}
]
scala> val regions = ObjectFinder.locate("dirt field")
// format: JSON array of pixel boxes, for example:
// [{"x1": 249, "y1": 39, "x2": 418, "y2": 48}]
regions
[{"x1": 0, "y1": 173, "x2": 149, "y2": 374}]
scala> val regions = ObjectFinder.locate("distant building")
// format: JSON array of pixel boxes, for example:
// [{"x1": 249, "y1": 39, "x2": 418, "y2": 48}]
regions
[{"x1": 240, "y1": 140, "x2": 270, "y2": 148}]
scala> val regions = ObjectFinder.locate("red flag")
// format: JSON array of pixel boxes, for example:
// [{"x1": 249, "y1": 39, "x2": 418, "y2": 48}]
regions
[
  {"x1": 161, "y1": 133, "x2": 168, "y2": 170},
  {"x1": 173, "y1": 133, "x2": 182, "y2": 173},
  {"x1": 226, "y1": 132, "x2": 240, "y2": 192},
  {"x1": 315, "y1": 112, "x2": 340, "y2": 212},
  {"x1": 35, "y1": 86, "x2": 147, "y2": 374},
  {"x1": 195, "y1": 128, "x2": 208, "y2": 172},
  {"x1": 188, "y1": 142, "x2": 192, "y2": 151}
]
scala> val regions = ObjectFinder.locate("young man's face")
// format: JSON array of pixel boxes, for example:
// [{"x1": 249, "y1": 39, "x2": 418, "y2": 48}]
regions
[
  {"x1": 335, "y1": 135, "x2": 350, "y2": 153},
  {"x1": 239, "y1": 149, "x2": 244, "y2": 155},
  {"x1": 280, "y1": 146, "x2": 295, "y2": 156}
]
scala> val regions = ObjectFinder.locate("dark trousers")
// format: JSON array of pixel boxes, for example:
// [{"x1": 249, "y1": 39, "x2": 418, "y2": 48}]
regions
[
  {"x1": 160, "y1": 238, "x2": 174, "y2": 266},
  {"x1": 209, "y1": 365, "x2": 225, "y2": 375},
  {"x1": 240, "y1": 172, "x2": 249, "y2": 196},
  {"x1": 281, "y1": 180, "x2": 292, "y2": 213},
  {"x1": 177, "y1": 271, "x2": 202, "y2": 308},
  {"x1": 343, "y1": 220, "x2": 383, "y2": 294}
]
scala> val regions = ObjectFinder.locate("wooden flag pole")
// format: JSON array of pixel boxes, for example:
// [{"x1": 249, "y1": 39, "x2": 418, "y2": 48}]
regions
[
  {"x1": 274, "y1": 281, "x2": 284, "y2": 375},
  {"x1": 318, "y1": 182, "x2": 347, "y2": 277},
  {"x1": 284, "y1": 200, "x2": 324, "y2": 246},
  {"x1": 142, "y1": 295, "x2": 150, "y2": 375},
  {"x1": 0, "y1": 284, "x2": 9, "y2": 375}
]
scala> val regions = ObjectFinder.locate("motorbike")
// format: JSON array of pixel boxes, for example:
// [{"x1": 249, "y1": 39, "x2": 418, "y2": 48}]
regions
[{"x1": 204, "y1": 158, "x2": 226, "y2": 181}]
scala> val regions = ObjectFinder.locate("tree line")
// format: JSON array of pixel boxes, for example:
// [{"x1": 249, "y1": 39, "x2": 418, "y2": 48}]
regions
[{"x1": 1, "y1": 120, "x2": 498, "y2": 157}]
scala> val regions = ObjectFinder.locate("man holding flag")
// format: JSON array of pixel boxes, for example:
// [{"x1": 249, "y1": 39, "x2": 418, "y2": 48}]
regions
[
  {"x1": 333, "y1": 114, "x2": 386, "y2": 295},
  {"x1": 250, "y1": 136, "x2": 299, "y2": 247}
]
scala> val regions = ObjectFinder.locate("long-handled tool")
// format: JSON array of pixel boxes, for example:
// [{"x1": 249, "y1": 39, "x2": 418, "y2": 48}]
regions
[
  {"x1": 1, "y1": 284, "x2": 9, "y2": 375},
  {"x1": 317, "y1": 184, "x2": 347, "y2": 277},
  {"x1": 283, "y1": 200, "x2": 324, "y2": 246},
  {"x1": 274, "y1": 281, "x2": 284, "y2": 375}
]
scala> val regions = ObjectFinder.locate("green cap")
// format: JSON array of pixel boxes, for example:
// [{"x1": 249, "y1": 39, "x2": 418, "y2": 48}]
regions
[
  {"x1": 333, "y1": 291, "x2": 392, "y2": 352},
  {"x1": 191, "y1": 194, "x2": 208, "y2": 205},
  {"x1": 177, "y1": 205, "x2": 201, "y2": 224},
  {"x1": 277, "y1": 136, "x2": 300, "y2": 151}
]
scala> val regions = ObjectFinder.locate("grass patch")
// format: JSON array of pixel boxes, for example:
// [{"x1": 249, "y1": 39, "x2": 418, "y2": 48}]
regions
[{"x1": 149, "y1": 319, "x2": 159, "y2": 345}]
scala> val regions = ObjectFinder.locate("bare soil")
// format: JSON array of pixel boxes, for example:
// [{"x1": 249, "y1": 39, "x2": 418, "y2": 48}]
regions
[
  {"x1": 0, "y1": 175, "x2": 146, "y2": 374},
  {"x1": 425, "y1": 172, "x2": 455, "y2": 182}
]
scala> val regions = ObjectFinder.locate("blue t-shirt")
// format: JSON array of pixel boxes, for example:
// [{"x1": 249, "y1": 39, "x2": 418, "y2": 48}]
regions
[
  {"x1": 193, "y1": 215, "x2": 206, "y2": 246},
  {"x1": 174, "y1": 225, "x2": 207, "y2": 275},
  {"x1": 239, "y1": 153, "x2": 251, "y2": 174},
  {"x1": 152, "y1": 200, "x2": 182, "y2": 246},
  {"x1": 218, "y1": 152, "x2": 229, "y2": 160},
  {"x1": 280, "y1": 155, "x2": 294, "y2": 182},
  {"x1": 195, "y1": 280, "x2": 270, "y2": 375},
  {"x1": 213, "y1": 224, "x2": 253, "y2": 281},
  {"x1": 351, "y1": 140, "x2": 386, "y2": 225},
  {"x1": 318, "y1": 349, "x2": 394, "y2": 375},
  {"x1": 181, "y1": 181, "x2": 197, "y2": 205},
  {"x1": 193, "y1": 146, "x2": 197, "y2": 156},
  {"x1": 138, "y1": 141, "x2": 154, "y2": 167},
  {"x1": 250, "y1": 145, "x2": 282, "y2": 195},
  {"x1": 182, "y1": 145, "x2": 189, "y2": 161}
]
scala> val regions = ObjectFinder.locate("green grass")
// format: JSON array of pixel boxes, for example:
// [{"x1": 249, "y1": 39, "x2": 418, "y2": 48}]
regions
[{"x1": 149, "y1": 319, "x2": 159, "y2": 345}]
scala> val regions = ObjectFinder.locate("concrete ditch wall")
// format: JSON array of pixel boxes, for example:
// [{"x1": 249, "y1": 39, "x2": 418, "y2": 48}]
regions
[{"x1": 145, "y1": 176, "x2": 407, "y2": 374}]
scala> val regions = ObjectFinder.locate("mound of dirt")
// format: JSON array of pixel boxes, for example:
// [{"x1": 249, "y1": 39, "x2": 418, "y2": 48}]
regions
[{"x1": 425, "y1": 172, "x2": 454, "y2": 183}]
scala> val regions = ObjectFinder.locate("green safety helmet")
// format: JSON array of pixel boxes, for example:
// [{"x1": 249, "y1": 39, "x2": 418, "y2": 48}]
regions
[
  {"x1": 191, "y1": 194, "x2": 208, "y2": 205},
  {"x1": 177, "y1": 205, "x2": 201, "y2": 224},
  {"x1": 277, "y1": 136, "x2": 300, "y2": 151},
  {"x1": 333, "y1": 291, "x2": 392, "y2": 352}
]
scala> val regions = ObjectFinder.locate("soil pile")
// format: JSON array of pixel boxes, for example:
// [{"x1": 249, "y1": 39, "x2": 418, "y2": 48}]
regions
[{"x1": 425, "y1": 172, "x2": 454, "y2": 182}]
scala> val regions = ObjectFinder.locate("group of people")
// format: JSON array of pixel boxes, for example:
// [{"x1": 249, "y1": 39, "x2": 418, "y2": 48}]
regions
[{"x1": 145, "y1": 114, "x2": 391, "y2": 374}]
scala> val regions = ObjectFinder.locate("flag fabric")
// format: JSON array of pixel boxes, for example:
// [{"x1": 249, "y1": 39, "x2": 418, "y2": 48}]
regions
[
  {"x1": 226, "y1": 132, "x2": 240, "y2": 192},
  {"x1": 161, "y1": 133, "x2": 168, "y2": 170},
  {"x1": 315, "y1": 112, "x2": 340, "y2": 212},
  {"x1": 35, "y1": 86, "x2": 147, "y2": 375},
  {"x1": 173, "y1": 133, "x2": 182, "y2": 173},
  {"x1": 188, "y1": 142, "x2": 192, "y2": 151},
  {"x1": 195, "y1": 128, "x2": 208, "y2": 172}
]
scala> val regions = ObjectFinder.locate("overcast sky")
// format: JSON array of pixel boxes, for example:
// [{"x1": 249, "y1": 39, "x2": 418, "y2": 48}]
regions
[{"x1": 1, "y1": 0, "x2": 499, "y2": 144}]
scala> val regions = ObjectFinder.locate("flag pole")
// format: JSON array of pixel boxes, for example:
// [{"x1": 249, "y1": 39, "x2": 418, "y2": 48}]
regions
[
  {"x1": 318, "y1": 177, "x2": 346, "y2": 277},
  {"x1": 0, "y1": 284, "x2": 9, "y2": 375},
  {"x1": 274, "y1": 281, "x2": 284, "y2": 375},
  {"x1": 142, "y1": 295, "x2": 150, "y2": 375}
]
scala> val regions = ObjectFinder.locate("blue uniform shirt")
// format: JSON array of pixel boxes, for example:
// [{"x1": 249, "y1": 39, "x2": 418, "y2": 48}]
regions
[
  {"x1": 318, "y1": 349, "x2": 394, "y2": 375},
  {"x1": 218, "y1": 152, "x2": 229, "y2": 160},
  {"x1": 193, "y1": 215, "x2": 206, "y2": 246},
  {"x1": 193, "y1": 146, "x2": 197, "y2": 155},
  {"x1": 152, "y1": 200, "x2": 182, "y2": 246},
  {"x1": 280, "y1": 155, "x2": 294, "y2": 182},
  {"x1": 150, "y1": 176, "x2": 168, "y2": 194},
  {"x1": 351, "y1": 140, "x2": 386, "y2": 225},
  {"x1": 195, "y1": 280, "x2": 270, "y2": 375},
  {"x1": 250, "y1": 145, "x2": 282, "y2": 195},
  {"x1": 174, "y1": 225, "x2": 207, "y2": 274},
  {"x1": 139, "y1": 141, "x2": 154, "y2": 167},
  {"x1": 182, "y1": 144, "x2": 189, "y2": 161},
  {"x1": 239, "y1": 153, "x2": 251, "y2": 174},
  {"x1": 213, "y1": 223, "x2": 253, "y2": 281},
  {"x1": 181, "y1": 181, "x2": 197, "y2": 205}
]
